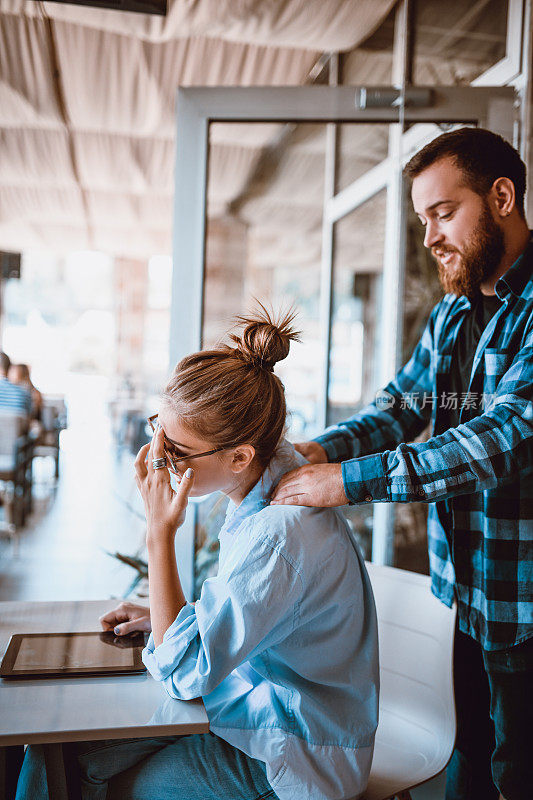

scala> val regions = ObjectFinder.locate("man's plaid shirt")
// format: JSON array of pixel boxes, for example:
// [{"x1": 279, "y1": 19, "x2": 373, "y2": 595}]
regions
[{"x1": 316, "y1": 239, "x2": 533, "y2": 651}]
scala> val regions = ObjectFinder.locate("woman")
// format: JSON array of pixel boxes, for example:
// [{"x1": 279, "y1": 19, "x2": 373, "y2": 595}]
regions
[{"x1": 17, "y1": 308, "x2": 379, "y2": 800}]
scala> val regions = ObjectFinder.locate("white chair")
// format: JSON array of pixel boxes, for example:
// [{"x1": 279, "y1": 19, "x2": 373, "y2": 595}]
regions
[{"x1": 362, "y1": 562, "x2": 457, "y2": 800}]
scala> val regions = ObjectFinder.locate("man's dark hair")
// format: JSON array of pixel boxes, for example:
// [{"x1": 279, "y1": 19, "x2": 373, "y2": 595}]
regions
[
  {"x1": 0, "y1": 351, "x2": 11, "y2": 375},
  {"x1": 404, "y1": 127, "x2": 527, "y2": 217}
]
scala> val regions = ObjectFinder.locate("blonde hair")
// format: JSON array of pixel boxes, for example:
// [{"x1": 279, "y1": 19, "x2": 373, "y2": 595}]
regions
[{"x1": 162, "y1": 305, "x2": 300, "y2": 466}]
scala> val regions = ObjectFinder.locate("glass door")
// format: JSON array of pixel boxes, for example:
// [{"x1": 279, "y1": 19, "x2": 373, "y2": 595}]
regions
[{"x1": 169, "y1": 80, "x2": 517, "y2": 598}]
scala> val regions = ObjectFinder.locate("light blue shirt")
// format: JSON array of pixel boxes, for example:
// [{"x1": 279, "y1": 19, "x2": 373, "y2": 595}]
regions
[{"x1": 143, "y1": 440, "x2": 379, "y2": 800}]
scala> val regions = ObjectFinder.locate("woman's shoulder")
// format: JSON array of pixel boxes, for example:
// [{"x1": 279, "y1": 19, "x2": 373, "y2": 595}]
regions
[
  {"x1": 248, "y1": 503, "x2": 350, "y2": 573},
  {"x1": 253, "y1": 501, "x2": 337, "y2": 529}
]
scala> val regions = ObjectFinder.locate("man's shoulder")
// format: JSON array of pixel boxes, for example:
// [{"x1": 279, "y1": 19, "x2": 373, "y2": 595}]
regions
[
  {"x1": 435, "y1": 292, "x2": 468, "y2": 316},
  {"x1": 427, "y1": 293, "x2": 469, "y2": 341}
]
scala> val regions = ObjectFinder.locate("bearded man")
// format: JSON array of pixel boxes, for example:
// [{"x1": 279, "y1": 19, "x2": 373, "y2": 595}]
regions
[{"x1": 271, "y1": 127, "x2": 532, "y2": 800}]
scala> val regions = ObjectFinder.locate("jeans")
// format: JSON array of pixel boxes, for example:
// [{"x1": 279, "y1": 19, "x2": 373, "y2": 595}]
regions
[
  {"x1": 16, "y1": 732, "x2": 278, "y2": 800},
  {"x1": 445, "y1": 628, "x2": 533, "y2": 800}
]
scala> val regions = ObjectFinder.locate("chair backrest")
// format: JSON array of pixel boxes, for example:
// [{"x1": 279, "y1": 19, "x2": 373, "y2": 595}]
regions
[
  {"x1": 0, "y1": 413, "x2": 27, "y2": 468},
  {"x1": 365, "y1": 562, "x2": 456, "y2": 794},
  {"x1": 41, "y1": 395, "x2": 67, "y2": 431}
]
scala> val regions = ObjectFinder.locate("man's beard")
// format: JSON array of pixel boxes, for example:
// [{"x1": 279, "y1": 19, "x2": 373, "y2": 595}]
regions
[{"x1": 434, "y1": 202, "x2": 505, "y2": 299}]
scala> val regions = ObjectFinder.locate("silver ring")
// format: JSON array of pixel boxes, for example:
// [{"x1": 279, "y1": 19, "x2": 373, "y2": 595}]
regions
[{"x1": 152, "y1": 457, "x2": 167, "y2": 470}]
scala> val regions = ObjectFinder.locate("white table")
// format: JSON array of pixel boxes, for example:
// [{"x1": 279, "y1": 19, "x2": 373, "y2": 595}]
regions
[{"x1": 0, "y1": 599, "x2": 209, "y2": 800}]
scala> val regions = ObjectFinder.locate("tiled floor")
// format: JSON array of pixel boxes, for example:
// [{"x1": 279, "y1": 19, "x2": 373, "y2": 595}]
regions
[
  {"x1": 0, "y1": 450, "x2": 145, "y2": 602},
  {"x1": 0, "y1": 376, "x2": 147, "y2": 602}
]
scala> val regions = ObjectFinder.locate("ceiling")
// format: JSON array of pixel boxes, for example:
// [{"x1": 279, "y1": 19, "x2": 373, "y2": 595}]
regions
[
  {"x1": 0, "y1": 0, "x2": 397, "y2": 257},
  {"x1": 0, "y1": 0, "x2": 510, "y2": 259}
]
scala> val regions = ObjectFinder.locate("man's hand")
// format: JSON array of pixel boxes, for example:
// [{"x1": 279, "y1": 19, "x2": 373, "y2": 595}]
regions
[
  {"x1": 99, "y1": 601, "x2": 151, "y2": 636},
  {"x1": 293, "y1": 441, "x2": 328, "y2": 464},
  {"x1": 270, "y1": 463, "x2": 348, "y2": 507}
]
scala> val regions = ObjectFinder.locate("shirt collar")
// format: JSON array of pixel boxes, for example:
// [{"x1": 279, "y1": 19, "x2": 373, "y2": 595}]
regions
[
  {"x1": 494, "y1": 232, "x2": 533, "y2": 301},
  {"x1": 221, "y1": 438, "x2": 307, "y2": 536}
]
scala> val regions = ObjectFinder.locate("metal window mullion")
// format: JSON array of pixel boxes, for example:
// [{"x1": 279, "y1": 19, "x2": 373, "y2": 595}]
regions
[
  {"x1": 371, "y1": 0, "x2": 410, "y2": 566},
  {"x1": 326, "y1": 158, "x2": 392, "y2": 224},
  {"x1": 371, "y1": 156, "x2": 407, "y2": 566},
  {"x1": 473, "y1": 0, "x2": 525, "y2": 86},
  {"x1": 318, "y1": 55, "x2": 339, "y2": 431},
  {"x1": 169, "y1": 91, "x2": 210, "y2": 600},
  {"x1": 517, "y1": 0, "x2": 532, "y2": 172}
]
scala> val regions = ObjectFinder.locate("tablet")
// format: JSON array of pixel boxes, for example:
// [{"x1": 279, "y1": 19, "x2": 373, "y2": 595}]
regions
[{"x1": 0, "y1": 631, "x2": 148, "y2": 679}]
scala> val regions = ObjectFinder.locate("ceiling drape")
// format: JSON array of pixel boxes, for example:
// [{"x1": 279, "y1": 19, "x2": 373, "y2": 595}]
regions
[{"x1": 0, "y1": 0, "x2": 397, "y2": 255}]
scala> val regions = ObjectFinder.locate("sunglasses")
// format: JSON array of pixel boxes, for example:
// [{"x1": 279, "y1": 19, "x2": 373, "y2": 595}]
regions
[{"x1": 147, "y1": 414, "x2": 230, "y2": 471}]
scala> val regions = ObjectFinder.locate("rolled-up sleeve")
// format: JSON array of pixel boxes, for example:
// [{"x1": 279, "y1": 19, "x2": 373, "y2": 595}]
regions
[
  {"x1": 314, "y1": 302, "x2": 440, "y2": 463},
  {"x1": 340, "y1": 331, "x2": 533, "y2": 504},
  {"x1": 341, "y1": 454, "x2": 388, "y2": 504},
  {"x1": 142, "y1": 524, "x2": 303, "y2": 700},
  {"x1": 143, "y1": 603, "x2": 199, "y2": 682}
]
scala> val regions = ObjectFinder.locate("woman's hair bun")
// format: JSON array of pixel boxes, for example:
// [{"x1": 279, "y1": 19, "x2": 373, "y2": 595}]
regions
[{"x1": 229, "y1": 302, "x2": 300, "y2": 372}]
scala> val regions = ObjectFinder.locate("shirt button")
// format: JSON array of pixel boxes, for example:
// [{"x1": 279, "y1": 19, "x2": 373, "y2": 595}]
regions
[{"x1": 364, "y1": 494, "x2": 373, "y2": 502}]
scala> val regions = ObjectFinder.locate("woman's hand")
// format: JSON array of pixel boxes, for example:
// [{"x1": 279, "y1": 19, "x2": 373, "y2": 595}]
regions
[
  {"x1": 99, "y1": 601, "x2": 151, "y2": 636},
  {"x1": 134, "y1": 424, "x2": 195, "y2": 541}
]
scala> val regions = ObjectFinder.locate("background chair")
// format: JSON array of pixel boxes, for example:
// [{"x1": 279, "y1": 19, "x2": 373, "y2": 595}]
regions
[
  {"x1": 0, "y1": 413, "x2": 33, "y2": 545},
  {"x1": 363, "y1": 562, "x2": 457, "y2": 800},
  {"x1": 32, "y1": 396, "x2": 67, "y2": 481}
]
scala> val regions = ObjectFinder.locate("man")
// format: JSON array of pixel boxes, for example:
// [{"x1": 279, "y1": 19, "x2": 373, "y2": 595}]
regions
[
  {"x1": 271, "y1": 128, "x2": 532, "y2": 800},
  {"x1": 0, "y1": 351, "x2": 31, "y2": 417}
]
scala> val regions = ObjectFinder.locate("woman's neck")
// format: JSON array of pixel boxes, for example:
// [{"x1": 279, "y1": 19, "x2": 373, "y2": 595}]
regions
[{"x1": 226, "y1": 461, "x2": 264, "y2": 506}]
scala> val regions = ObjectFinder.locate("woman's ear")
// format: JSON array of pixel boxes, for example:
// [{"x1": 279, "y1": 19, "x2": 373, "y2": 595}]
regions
[{"x1": 230, "y1": 445, "x2": 256, "y2": 473}]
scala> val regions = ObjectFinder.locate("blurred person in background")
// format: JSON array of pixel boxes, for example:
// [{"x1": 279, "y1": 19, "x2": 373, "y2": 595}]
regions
[
  {"x1": 0, "y1": 352, "x2": 31, "y2": 419},
  {"x1": 8, "y1": 363, "x2": 43, "y2": 420}
]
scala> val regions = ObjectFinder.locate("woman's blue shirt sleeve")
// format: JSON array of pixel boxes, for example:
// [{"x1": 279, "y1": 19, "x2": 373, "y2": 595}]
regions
[{"x1": 142, "y1": 521, "x2": 303, "y2": 700}]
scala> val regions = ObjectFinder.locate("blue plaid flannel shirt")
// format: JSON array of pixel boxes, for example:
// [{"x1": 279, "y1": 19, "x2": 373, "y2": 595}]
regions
[{"x1": 316, "y1": 239, "x2": 533, "y2": 651}]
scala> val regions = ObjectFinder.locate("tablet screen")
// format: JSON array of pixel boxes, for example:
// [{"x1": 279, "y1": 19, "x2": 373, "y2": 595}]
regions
[{"x1": 1, "y1": 632, "x2": 147, "y2": 678}]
